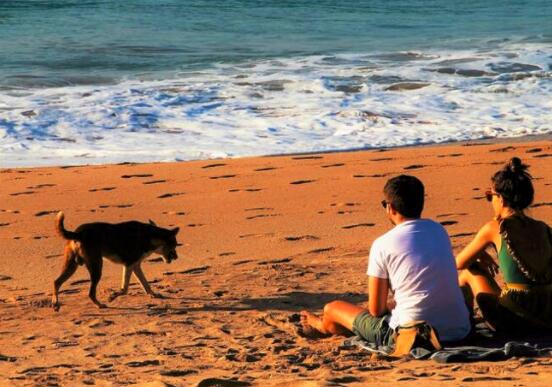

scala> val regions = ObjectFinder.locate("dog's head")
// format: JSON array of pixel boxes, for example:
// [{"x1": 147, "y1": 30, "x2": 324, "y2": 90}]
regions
[{"x1": 152, "y1": 224, "x2": 180, "y2": 264}]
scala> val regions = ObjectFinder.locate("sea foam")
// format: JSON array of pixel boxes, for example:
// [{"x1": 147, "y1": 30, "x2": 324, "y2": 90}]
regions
[{"x1": 0, "y1": 42, "x2": 550, "y2": 167}]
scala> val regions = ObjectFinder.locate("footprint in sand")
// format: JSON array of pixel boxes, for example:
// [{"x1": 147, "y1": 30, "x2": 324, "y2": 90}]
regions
[
  {"x1": 125, "y1": 359, "x2": 161, "y2": 367},
  {"x1": 255, "y1": 167, "x2": 278, "y2": 171},
  {"x1": 178, "y1": 266, "x2": 210, "y2": 275},
  {"x1": 197, "y1": 378, "x2": 251, "y2": 387},
  {"x1": 89, "y1": 187, "x2": 116, "y2": 192},
  {"x1": 291, "y1": 155, "x2": 323, "y2": 160},
  {"x1": 533, "y1": 154, "x2": 552, "y2": 158},
  {"x1": 337, "y1": 210, "x2": 359, "y2": 214},
  {"x1": 403, "y1": 164, "x2": 425, "y2": 170},
  {"x1": 321, "y1": 163, "x2": 345, "y2": 168},
  {"x1": 245, "y1": 207, "x2": 274, "y2": 211},
  {"x1": 490, "y1": 146, "x2": 516, "y2": 153},
  {"x1": 229, "y1": 188, "x2": 262, "y2": 192},
  {"x1": 308, "y1": 247, "x2": 334, "y2": 254},
  {"x1": 0, "y1": 275, "x2": 12, "y2": 281},
  {"x1": 98, "y1": 204, "x2": 133, "y2": 208},
  {"x1": 0, "y1": 353, "x2": 17, "y2": 362},
  {"x1": 26, "y1": 184, "x2": 56, "y2": 189},
  {"x1": 219, "y1": 252, "x2": 235, "y2": 257},
  {"x1": 210, "y1": 174, "x2": 237, "y2": 179},
  {"x1": 370, "y1": 157, "x2": 393, "y2": 162},
  {"x1": 258, "y1": 258, "x2": 292, "y2": 265},
  {"x1": 290, "y1": 180, "x2": 315, "y2": 185},
  {"x1": 329, "y1": 376, "x2": 362, "y2": 384},
  {"x1": 331, "y1": 202, "x2": 361, "y2": 207},
  {"x1": 239, "y1": 232, "x2": 274, "y2": 239},
  {"x1": 69, "y1": 279, "x2": 90, "y2": 287},
  {"x1": 246, "y1": 214, "x2": 281, "y2": 220},
  {"x1": 143, "y1": 179, "x2": 167, "y2": 185},
  {"x1": 439, "y1": 220, "x2": 458, "y2": 226},
  {"x1": 120, "y1": 174, "x2": 153, "y2": 178},
  {"x1": 342, "y1": 223, "x2": 375, "y2": 229},
  {"x1": 0, "y1": 209, "x2": 20, "y2": 214},
  {"x1": 526, "y1": 148, "x2": 542, "y2": 153},
  {"x1": 353, "y1": 173, "x2": 391, "y2": 178},
  {"x1": 162, "y1": 211, "x2": 186, "y2": 215},
  {"x1": 160, "y1": 369, "x2": 198, "y2": 377},
  {"x1": 437, "y1": 153, "x2": 463, "y2": 158},
  {"x1": 157, "y1": 192, "x2": 184, "y2": 199},
  {"x1": 45, "y1": 253, "x2": 62, "y2": 259},
  {"x1": 10, "y1": 191, "x2": 35, "y2": 196},
  {"x1": 437, "y1": 213, "x2": 467, "y2": 218},
  {"x1": 0, "y1": 223, "x2": 10, "y2": 227},
  {"x1": 285, "y1": 235, "x2": 319, "y2": 241},
  {"x1": 233, "y1": 259, "x2": 253, "y2": 266},
  {"x1": 88, "y1": 319, "x2": 114, "y2": 328},
  {"x1": 34, "y1": 210, "x2": 58, "y2": 217},
  {"x1": 531, "y1": 202, "x2": 552, "y2": 208},
  {"x1": 202, "y1": 163, "x2": 226, "y2": 169},
  {"x1": 450, "y1": 232, "x2": 476, "y2": 238}
]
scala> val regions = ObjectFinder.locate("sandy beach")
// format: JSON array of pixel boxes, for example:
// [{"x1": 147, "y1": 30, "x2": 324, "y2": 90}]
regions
[{"x1": 1, "y1": 138, "x2": 552, "y2": 386}]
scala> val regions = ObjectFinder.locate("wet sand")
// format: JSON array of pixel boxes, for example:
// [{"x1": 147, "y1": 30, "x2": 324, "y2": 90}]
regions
[{"x1": 1, "y1": 139, "x2": 552, "y2": 386}]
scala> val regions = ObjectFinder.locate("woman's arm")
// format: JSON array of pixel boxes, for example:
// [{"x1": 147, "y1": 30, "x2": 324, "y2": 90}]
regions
[{"x1": 455, "y1": 220, "x2": 498, "y2": 270}]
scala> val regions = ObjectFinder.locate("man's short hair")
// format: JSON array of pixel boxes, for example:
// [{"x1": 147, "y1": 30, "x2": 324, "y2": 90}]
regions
[{"x1": 383, "y1": 175, "x2": 424, "y2": 218}]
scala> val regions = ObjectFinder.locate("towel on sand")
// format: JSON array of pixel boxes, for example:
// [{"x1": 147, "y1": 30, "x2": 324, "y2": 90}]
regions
[{"x1": 345, "y1": 323, "x2": 552, "y2": 363}]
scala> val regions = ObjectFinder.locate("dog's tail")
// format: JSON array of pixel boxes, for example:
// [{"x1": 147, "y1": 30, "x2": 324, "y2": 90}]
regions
[{"x1": 56, "y1": 212, "x2": 80, "y2": 241}]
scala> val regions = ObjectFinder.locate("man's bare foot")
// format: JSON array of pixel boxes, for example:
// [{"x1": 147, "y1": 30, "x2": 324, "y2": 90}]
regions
[{"x1": 298, "y1": 311, "x2": 330, "y2": 338}]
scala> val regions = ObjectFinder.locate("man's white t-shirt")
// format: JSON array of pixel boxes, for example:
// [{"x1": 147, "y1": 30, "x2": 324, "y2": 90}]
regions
[{"x1": 368, "y1": 219, "x2": 471, "y2": 341}]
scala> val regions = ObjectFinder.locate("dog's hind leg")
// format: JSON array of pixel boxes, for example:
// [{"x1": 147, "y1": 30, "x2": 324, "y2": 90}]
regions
[
  {"x1": 133, "y1": 264, "x2": 163, "y2": 298},
  {"x1": 52, "y1": 245, "x2": 79, "y2": 311},
  {"x1": 108, "y1": 265, "x2": 133, "y2": 302},
  {"x1": 84, "y1": 251, "x2": 107, "y2": 309}
]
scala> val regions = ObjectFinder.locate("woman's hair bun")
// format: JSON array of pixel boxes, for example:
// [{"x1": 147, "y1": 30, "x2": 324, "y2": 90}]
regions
[{"x1": 507, "y1": 157, "x2": 526, "y2": 174}]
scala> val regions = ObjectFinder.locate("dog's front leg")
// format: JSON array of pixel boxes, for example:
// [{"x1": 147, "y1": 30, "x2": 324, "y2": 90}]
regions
[
  {"x1": 133, "y1": 264, "x2": 163, "y2": 298},
  {"x1": 108, "y1": 265, "x2": 133, "y2": 302}
]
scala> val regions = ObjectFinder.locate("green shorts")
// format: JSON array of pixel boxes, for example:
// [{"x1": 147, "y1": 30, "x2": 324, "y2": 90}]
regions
[{"x1": 352, "y1": 311, "x2": 394, "y2": 347}]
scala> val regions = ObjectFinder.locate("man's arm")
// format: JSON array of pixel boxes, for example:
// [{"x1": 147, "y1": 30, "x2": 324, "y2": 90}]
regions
[{"x1": 368, "y1": 276, "x2": 389, "y2": 317}]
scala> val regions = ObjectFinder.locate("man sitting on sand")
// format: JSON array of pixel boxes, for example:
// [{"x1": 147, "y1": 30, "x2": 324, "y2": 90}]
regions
[{"x1": 301, "y1": 175, "x2": 471, "y2": 345}]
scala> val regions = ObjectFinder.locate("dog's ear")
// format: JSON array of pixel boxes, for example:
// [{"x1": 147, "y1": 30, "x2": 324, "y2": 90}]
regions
[
  {"x1": 171, "y1": 227, "x2": 180, "y2": 235},
  {"x1": 149, "y1": 219, "x2": 157, "y2": 226}
]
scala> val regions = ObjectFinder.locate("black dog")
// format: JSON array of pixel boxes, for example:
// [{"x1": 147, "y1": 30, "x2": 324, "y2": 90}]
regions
[{"x1": 52, "y1": 212, "x2": 179, "y2": 311}]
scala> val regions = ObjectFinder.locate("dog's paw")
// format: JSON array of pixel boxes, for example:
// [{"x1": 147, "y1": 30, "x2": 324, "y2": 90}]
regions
[
  {"x1": 108, "y1": 291, "x2": 125, "y2": 302},
  {"x1": 52, "y1": 303, "x2": 60, "y2": 312},
  {"x1": 95, "y1": 302, "x2": 108, "y2": 309}
]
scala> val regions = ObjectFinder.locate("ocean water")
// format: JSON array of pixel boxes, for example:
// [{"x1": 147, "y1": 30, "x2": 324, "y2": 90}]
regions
[{"x1": 0, "y1": 1, "x2": 551, "y2": 166}]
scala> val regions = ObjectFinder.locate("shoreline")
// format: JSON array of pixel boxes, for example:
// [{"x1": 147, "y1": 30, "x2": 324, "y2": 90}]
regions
[{"x1": 3, "y1": 132, "x2": 551, "y2": 170}]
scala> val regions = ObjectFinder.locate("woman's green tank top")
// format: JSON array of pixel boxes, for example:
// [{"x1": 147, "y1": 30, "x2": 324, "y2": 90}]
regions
[{"x1": 498, "y1": 237, "x2": 531, "y2": 285}]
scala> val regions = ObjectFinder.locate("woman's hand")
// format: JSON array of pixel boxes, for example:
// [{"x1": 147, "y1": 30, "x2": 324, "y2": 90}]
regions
[
  {"x1": 456, "y1": 220, "x2": 498, "y2": 270},
  {"x1": 469, "y1": 250, "x2": 499, "y2": 278}
]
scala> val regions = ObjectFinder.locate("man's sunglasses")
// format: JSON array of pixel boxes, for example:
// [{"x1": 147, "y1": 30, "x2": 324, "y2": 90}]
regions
[{"x1": 485, "y1": 190, "x2": 499, "y2": 202}]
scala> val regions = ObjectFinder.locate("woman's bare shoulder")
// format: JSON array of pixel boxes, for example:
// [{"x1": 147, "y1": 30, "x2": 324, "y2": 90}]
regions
[{"x1": 478, "y1": 219, "x2": 500, "y2": 238}]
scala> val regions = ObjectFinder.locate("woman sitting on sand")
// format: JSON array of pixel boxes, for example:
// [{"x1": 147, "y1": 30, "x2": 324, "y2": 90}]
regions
[{"x1": 457, "y1": 157, "x2": 552, "y2": 331}]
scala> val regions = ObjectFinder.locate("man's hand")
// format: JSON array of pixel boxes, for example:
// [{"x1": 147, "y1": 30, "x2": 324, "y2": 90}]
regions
[{"x1": 386, "y1": 297, "x2": 396, "y2": 312}]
